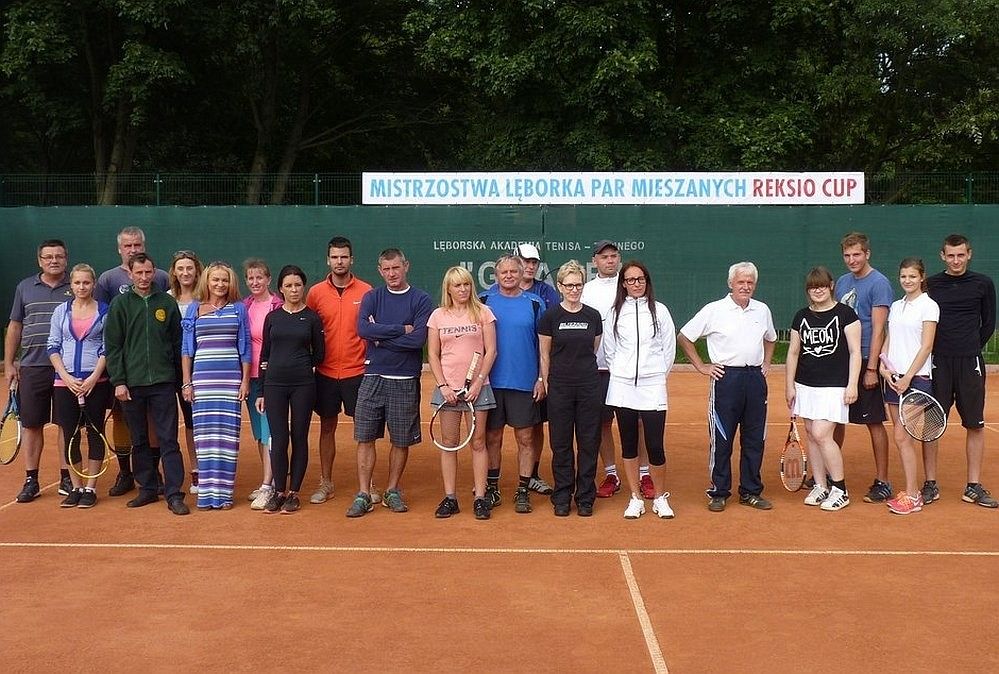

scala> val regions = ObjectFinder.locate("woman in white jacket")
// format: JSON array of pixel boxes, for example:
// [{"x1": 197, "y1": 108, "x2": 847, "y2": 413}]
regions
[{"x1": 603, "y1": 261, "x2": 676, "y2": 519}]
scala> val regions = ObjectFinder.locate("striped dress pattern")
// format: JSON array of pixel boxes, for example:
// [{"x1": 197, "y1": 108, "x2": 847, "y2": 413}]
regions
[{"x1": 189, "y1": 303, "x2": 249, "y2": 508}]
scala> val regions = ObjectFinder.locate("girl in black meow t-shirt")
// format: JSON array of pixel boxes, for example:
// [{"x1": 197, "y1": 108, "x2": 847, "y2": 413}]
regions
[{"x1": 785, "y1": 267, "x2": 861, "y2": 512}]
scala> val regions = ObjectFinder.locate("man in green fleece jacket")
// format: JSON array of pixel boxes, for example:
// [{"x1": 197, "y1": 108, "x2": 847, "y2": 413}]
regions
[{"x1": 104, "y1": 253, "x2": 189, "y2": 515}]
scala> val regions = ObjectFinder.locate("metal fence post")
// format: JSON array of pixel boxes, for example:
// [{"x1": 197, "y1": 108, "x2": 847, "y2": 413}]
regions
[
  {"x1": 966, "y1": 173, "x2": 973, "y2": 205},
  {"x1": 154, "y1": 173, "x2": 162, "y2": 206},
  {"x1": 314, "y1": 174, "x2": 320, "y2": 205}
]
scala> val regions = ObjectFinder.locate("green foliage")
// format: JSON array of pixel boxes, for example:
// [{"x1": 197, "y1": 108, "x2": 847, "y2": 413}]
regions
[{"x1": 0, "y1": 0, "x2": 996, "y2": 179}]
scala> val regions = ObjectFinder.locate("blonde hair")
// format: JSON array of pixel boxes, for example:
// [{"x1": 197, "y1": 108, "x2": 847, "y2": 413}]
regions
[
  {"x1": 169, "y1": 251, "x2": 203, "y2": 297},
  {"x1": 440, "y1": 266, "x2": 485, "y2": 325},
  {"x1": 196, "y1": 261, "x2": 241, "y2": 303},
  {"x1": 70, "y1": 263, "x2": 96, "y2": 286},
  {"x1": 556, "y1": 259, "x2": 585, "y2": 286}
]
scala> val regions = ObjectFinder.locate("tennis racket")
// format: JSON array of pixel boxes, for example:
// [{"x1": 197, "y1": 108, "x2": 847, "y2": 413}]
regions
[
  {"x1": 880, "y1": 354, "x2": 947, "y2": 442},
  {"x1": 430, "y1": 352, "x2": 482, "y2": 452},
  {"x1": 108, "y1": 401, "x2": 132, "y2": 456},
  {"x1": 67, "y1": 395, "x2": 113, "y2": 479},
  {"x1": 0, "y1": 382, "x2": 22, "y2": 465},
  {"x1": 779, "y1": 416, "x2": 807, "y2": 492}
]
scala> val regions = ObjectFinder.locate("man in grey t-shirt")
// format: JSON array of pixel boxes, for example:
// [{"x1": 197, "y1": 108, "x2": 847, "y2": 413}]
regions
[{"x1": 5, "y1": 239, "x2": 73, "y2": 502}]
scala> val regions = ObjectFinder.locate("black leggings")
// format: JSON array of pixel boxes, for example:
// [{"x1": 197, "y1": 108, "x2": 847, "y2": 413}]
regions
[
  {"x1": 264, "y1": 383, "x2": 315, "y2": 493},
  {"x1": 54, "y1": 382, "x2": 111, "y2": 463},
  {"x1": 615, "y1": 408, "x2": 666, "y2": 466}
]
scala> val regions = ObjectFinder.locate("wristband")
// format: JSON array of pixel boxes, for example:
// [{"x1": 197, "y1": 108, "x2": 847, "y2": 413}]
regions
[
  {"x1": 437, "y1": 383, "x2": 447, "y2": 389},
  {"x1": 181, "y1": 383, "x2": 193, "y2": 390},
  {"x1": 865, "y1": 368, "x2": 876, "y2": 372}
]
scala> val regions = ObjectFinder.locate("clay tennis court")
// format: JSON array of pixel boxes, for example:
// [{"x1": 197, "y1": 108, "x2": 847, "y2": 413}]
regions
[{"x1": 2, "y1": 369, "x2": 997, "y2": 672}]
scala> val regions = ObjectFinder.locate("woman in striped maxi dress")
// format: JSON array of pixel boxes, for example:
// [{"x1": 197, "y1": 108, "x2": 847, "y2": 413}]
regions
[{"x1": 181, "y1": 261, "x2": 251, "y2": 510}]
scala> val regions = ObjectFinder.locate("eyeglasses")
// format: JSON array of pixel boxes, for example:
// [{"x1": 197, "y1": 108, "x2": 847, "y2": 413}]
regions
[
  {"x1": 173, "y1": 250, "x2": 197, "y2": 259},
  {"x1": 208, "y1": 260, "x2": 232, "y2": 269},
  {"x1": 623, "y1": 276, "x2": 647, "y2": 285},
  {"x1": 559, "y1": 283, "x2": 583, "y2": 291},
  {"x1": 39, "y1": 254, "x2": 66, "y2": 261}
]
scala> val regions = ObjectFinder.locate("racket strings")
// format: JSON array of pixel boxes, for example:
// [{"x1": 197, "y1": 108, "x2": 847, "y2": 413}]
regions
[{"x1": 900, "y1": 394, "x2": 946, "y2": 440}]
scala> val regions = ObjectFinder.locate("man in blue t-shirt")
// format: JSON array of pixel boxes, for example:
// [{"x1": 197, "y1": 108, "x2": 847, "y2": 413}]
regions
[
  {"x1": 480, "y1": 254, "x2": 546, "y2": 514},
  {"x1": 834, "y1": 232, "x2": 894, "y2": 503}
]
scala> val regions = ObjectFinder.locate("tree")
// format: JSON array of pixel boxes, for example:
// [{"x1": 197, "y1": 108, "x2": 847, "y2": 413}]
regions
[{"x1": 1, "y1": 0, "x2": 190, "y2": 202}]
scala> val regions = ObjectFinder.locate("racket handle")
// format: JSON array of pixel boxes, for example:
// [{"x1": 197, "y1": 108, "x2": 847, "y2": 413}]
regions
[{"x1": 77, "y1": 394, "x2": 85, "y2": 406}]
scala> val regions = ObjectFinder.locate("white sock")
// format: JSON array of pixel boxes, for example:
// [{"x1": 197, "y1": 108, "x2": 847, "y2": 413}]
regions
[{"x1": 605, "y1": 464, "x2": 617, "y2": 476}]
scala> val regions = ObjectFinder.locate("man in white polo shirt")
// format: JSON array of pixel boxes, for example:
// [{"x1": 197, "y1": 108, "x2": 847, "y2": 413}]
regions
[{"x1": 678, "y1": 261, "x2": 777, "y2": 512}]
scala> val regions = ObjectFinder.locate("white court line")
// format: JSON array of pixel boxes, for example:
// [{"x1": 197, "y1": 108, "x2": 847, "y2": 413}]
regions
[
  {"x1": 619, "y1": 552, "x2": 668, "y2": 674},
  {"x1": 0, "y1": 542, "x2": 996, "y2": 556}
]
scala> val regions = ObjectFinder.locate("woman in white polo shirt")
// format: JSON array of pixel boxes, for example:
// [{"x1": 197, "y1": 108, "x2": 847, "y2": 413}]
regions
[{"x1": 878, "y1": 258, "x2": 939, "y2": 515}]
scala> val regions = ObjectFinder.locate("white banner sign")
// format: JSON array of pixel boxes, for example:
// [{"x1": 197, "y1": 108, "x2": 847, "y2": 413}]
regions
[{"x1": 362, "y1": 171, "x2": 865, "y2": 205}]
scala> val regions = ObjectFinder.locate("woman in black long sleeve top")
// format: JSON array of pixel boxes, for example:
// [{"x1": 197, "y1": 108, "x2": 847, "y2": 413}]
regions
[{"x1": 256, "y1": 265, "x2": 325, "y2": 514}]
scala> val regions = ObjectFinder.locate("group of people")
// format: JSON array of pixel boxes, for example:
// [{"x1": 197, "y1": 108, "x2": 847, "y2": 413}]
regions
[{"x1": 5, "y1": 226, "x2": 996, "y2": 519}]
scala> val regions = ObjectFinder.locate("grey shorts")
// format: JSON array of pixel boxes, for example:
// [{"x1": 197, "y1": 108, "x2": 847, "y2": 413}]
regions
[
  {"x1": 431, "y1": 383, "x2": 496, "y2": 412},
  {"x1": 353, "y1": 376, "x2": 422, "y2": 447}
]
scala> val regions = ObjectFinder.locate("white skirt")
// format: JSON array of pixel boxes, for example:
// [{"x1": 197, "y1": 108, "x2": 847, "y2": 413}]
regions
[
  {"x1": 793, "y1": 383, "x2": 848, "y2": 424},
  {"x1": 606, "y1": 375, "x2": 668, "y2": 411}
]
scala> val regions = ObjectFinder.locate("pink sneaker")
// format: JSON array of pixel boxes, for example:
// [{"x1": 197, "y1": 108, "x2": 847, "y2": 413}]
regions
[{"x1": 887, "y1": 491, "x2": 923, "y2": 515}]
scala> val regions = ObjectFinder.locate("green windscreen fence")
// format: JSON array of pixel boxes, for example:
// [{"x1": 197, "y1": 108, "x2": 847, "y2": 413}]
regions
[{"x1": 3, "y1": 205, "x2": 998, "y2": 357}]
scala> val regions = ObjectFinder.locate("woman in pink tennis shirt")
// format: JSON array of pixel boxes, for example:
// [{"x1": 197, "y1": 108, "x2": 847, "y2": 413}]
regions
[{"x1": 427, "y1": 266, "x2": 497, "y2": 520}]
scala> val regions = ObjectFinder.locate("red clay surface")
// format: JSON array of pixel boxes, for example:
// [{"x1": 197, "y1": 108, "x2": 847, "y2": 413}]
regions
[{"x1": 1, "y1": 370, "x2": 997, "y2": 672}]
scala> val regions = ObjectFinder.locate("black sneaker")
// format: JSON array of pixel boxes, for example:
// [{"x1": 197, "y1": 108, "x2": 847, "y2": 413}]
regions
[
  {"x1": 707, "y1": 496, "x2": 727, "y2": 512},
  {"x1": 60, "y1": 489, "x2": 82, "y2": 507},
  {"x1": 473, "y1": 497, "x2": 491, "y2": 520},
  {"x1": 77, "y1": 490, "x2": 98, "y2": 509},
  {"x1": 962, "y1": 483, "x2": 999, "y2": 508},
  {"x1": 577, "y1": 503, "x2": 594, "y2": 517},
  {"x1": 485, "y1": 484, "x2": 501, "y2": 508},
  {"x1": 739, "y1": 494, "x2": 773, "y2": 510},
  {"x1": 281, "y1": 493, "x2": 301, "y2": 514},
  {"x1": 515, "y1": 486, "x2": 532, "y2": 513},
  {"x1": 108, "y1": 472, "x2": 135, "y2": 497},
  {"x1": 58, "y1": 475, "x2": 73, "y2": 496},
  {"x1": 434, "y1": 496, "x2": 460, "y2": 518},
  {"x1": 921, "y1": 480, "x2": 940, "y2": 505},
  {"x1": 863, "y1": 479, "x2": 893, "y2": 503},
  {"x1": 264, "y1": 492, "x2": 286, "y2": 514},
  {"x1": 553, "y1": 503, "x2": 570, "y2": 517},
  {"x1": 16, "y1": 479, "x2": 40, "y2": 503}
]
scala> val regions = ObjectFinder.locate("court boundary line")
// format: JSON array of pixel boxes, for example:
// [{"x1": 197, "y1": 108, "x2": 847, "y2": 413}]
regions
[
  {"x1": 0, "y1": 542, "x2": 996, "y2": 556},
  {"x1": 0, "y1": 479, "x2": 61, "y2": 512},
  {"x1": 619, "y1": 552, "x2": 669, "y2": 674}
]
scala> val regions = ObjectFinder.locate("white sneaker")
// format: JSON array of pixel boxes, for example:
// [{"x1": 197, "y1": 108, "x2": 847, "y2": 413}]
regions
[
  {"x1": 250, "y1": 486, "x2": 274, "y2": 511},
  {"x1": 624, "y1": 495, "x2": 645, "y2": 519},
  {"x1": 804, "y1": 484, "x2": 828, "y2": 506},
  {"x1": 652, "y1": 493, "x2": 675, "y2": 519},
  {"x1": 309, "y1": 479, "x2": 334, "y2": 504},
  {"x1": 820, "y1": 486, "x2": 850, "y2": 511}
]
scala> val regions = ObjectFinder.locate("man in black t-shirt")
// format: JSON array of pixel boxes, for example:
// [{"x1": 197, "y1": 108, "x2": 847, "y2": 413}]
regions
[{"x1": 923, "y1": 234, "x2": 997, "y2": 508}]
